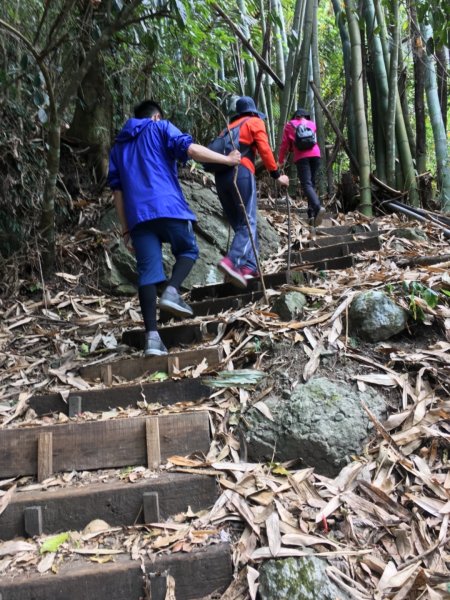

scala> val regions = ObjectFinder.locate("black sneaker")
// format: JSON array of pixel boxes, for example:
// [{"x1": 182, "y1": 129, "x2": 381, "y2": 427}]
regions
[
  {"x1": 159, "y1": 288, "x2": 194, "y2": 318},
  {"x1": 144, "y1": 335, "x2": 168, "y2": 357},
  {"x1": 314, "y1": 207, "x2": 326, "y2": 227}
]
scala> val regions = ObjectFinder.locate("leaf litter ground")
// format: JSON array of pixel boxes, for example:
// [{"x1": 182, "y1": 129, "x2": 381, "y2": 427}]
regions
[{"x1": 0, "y1": 198, "x2": 450, "y2": 599}]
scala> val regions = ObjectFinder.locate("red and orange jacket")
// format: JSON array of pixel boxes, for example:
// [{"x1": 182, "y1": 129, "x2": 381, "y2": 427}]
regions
[{"x1": 229, "y1": 115, "x2": 279, "y2": 177}]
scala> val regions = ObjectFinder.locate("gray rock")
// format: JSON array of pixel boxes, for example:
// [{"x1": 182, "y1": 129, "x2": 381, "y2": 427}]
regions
[
  {"x1": 258, "y1": 556, "x2": 351, "y2": 600},
  {"x1": 241, "y1": 377, "x2": 386, "y2": 477},
  {"x1": 348, "y1": 291, "x2": 408, "y2": 342},
  {"x1": 98, "y1": 240, "x2": 138, "y2": 296},
  {"x1": 272, "y1": 292, "x2": 307, "y2": 321},
  {"x1": 392, "y1": 227, "x2": 428, "y2": 242},
  {"x1": 97, "y1": 180, "x2": 279, "y2": 292}
]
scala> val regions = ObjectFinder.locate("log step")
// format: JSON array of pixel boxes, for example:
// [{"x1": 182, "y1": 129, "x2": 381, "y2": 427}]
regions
[
  {"x1": 79, "y1": 345, "x2": 223, "y2": 382},
  {"x1": 29, "y1": 378, "x2": 213, "y2": 417},
  {"x1": 0, "y1": 542, "x2": 232, "y2": 600},
  {"x1": 188, "y1": 256, "x2": 355, "y2": 302},
  {"x1": 0, "y1": 411, "x2": 210, "y2": 478},
  {"x1": 122, "y1": 320, "x2": 221, "y2": 350},
  {"x1": 0, "y1": 472, "x2": 217, "y2": 540},
  {"x1": 290, "y1": 236, "x2": 381, "y2": 264},
  {"x1": 304, "y1": 231, "x2": 379, "y2": 248}
]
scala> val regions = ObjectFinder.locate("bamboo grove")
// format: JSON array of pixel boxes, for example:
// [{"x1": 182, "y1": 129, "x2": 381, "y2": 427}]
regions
[{"x1": 0, "y1": 0, "x2": 449, "y2": 273}]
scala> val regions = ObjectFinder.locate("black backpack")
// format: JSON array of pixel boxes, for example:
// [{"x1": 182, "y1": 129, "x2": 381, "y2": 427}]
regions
[
  {"x1": 293, "y1": 120, "x2": 316, "y2": 151},
  {"x1": 203, "y1": 118, "x2": 250, "y2": 173}
]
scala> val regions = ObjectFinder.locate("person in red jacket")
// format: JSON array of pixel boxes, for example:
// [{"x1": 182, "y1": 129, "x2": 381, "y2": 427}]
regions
[
  {"x1": 215, "y1": 96, "x2": 289, "y2": 288},
  {"x1": 278, "y1": 107, "x2": 325, "y2": 226}
]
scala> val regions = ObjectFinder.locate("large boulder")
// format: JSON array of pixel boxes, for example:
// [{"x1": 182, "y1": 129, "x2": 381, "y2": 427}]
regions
[
  {"x1": 98, "y1": 179, "x2": 279, "y2": 294},
  {"x1": 348, "y1": 291, "x2": 408, "y2": 342},
  {"x1": 240, "y1": 377, "x2": 386, "y2": 477},
  {"x1": 258, "y1": 557, "x2": 351, "y2": 600}
]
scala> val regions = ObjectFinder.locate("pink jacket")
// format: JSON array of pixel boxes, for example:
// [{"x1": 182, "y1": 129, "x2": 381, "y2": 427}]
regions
[{"x1": 278, "y1": 118, "x2": 321, "y2": 164}]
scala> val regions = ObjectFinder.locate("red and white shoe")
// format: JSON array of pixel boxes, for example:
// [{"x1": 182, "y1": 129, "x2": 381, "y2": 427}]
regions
[
  {"x1": 217, "y1": 257, "x2": 247, "y2": 289},
  {"x1": 240, "y1": 266, "x2": 260, "y2": 280}
]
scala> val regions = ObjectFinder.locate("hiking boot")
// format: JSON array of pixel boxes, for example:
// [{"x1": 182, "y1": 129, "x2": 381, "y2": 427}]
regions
[
  {"x1": 144, "y1": 335, "x2": 168, "y2": 357},
  {"x1": 159, "y1": 288, "x2": 194, "y2": 318},
  {"x1": 314, "y1": 207, "x2": 326, "y2": 227},
  {"x1": 241, "y1": 266, "x2": 260, "y2": 280},
  {"x1": 217, "y1": 257, "x2": 247, "y2": 289}
]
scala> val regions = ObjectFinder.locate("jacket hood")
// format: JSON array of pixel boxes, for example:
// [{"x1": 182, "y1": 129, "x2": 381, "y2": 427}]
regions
[{"x1": 115, "y1": 118, "x2": 151, "y2": 142}]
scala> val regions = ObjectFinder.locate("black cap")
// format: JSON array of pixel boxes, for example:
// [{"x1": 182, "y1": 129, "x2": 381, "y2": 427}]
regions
[{"x1": 292, "y1": 107, "x2": 310, "y2": 119}]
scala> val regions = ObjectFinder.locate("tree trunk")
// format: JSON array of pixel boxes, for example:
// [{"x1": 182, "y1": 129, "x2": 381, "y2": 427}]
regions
[
  {"x1": 375, "y1": 0, "x2": 419, "y2": 205},
  {"x1": 436, "y1": 44, "x2": 448, "y2": 131},
  {"x1": 311, "y1": 0, "x2": 326, "y2": 196},
  {"x1": 385, "y1": 0, "x2": 399, "y2": 188},
  {"x1": 297, "y1": 0, "x2": 314, "y2": 108},
  {"x1": 408, "y1": 0, "x2": 426, "y2": 177},
  {"x1": 420, "y1": 21, "x2": 450, "y2": 211},
  {"x1": 70, "y1": 56, "x2": 113, "y2": 185},
  {"x1": 332, "y1": 0, "x2": 357, "y2": 165},
  {"x1": 345, "y1": 0, "x2": 372, "y2": 215},
  {"x1": 276, "y1": 0, "x2": 305, "y2": 149}
]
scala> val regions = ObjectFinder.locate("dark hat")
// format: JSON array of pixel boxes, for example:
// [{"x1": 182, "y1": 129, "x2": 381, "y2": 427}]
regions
[
  {"x1": 293, "y1": 107, "x2": 310, "y2": 119},
  {"x1": 235, "y1": 96, "x2": 266, "y2": 120}
]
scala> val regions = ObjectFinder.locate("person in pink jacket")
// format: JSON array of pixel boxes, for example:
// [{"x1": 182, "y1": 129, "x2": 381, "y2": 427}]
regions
[{"x1": 278, "y1": 107, "x2": 325, "y2": 226}]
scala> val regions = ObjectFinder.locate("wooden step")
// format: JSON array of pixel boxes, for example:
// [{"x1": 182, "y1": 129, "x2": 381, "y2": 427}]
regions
[
  {"x1": 0, "y1": 411, "x2": 210, "y2": 478},
  {"x1": 316, "y1": 223, "x2": 379, "y2": 236},
  {"x1": 290, "y1": 236, "x2": 381, "y2": 264},
  {"x1": 304, "y1": 231, "x2": 379, "y2": 248},
  {"x1": 122, "y1": 320, "x2": 221, "y2": 350},
  {"x1": 79, "y1": 345, "x2": 223, "y2": 382},
  {"x1": 188, "y1": 256, "x2": 355, "y2": 303},
  {"x1": 0, "y1": 542, "x2": 232, "y2": 600},
  {"x1": 29, "y1": 378, "x2": 213, "y2": 417},
  {"x1": 1, "y1": 472, "x2": 217, "y2": 540}
]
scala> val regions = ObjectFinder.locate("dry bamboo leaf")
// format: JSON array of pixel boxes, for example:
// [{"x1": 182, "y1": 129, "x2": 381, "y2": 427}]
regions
[
  {"x1": 0, "y1": 540, "x2": 35, "y2": 556},
  {"x1": 164, "y1": 574, "x2": 176, "y2": 600},
  {"x1": 354, "y1": 373, "x2": 398, "y2": 386},
  {"x1": 282, "y1": 533, "x2": 339, "y2": 549},
  {"x1": 253, "y1": 401, "x2": 274, "y2": 421},
  {"x1": 380, "y1": 561, "x2": 420, "y2": 591},
  {"x1": 73, "y1": 548, "x2": 123, "y2": 555},
  {"x1": 247, "y1": 566, "x2": 259, "y2": 600},
  {"x1": 37, "y1": 552, "x2": 56, "y2": 573},
  {"x1": 0, "y1": 484, "x2": 16, "y2": 517},
  {"x1": 315, "y1": 495, "x2": 342, "y2": 523},
  {"x1": 265, "y1": 511, "x2": 281, "y2": 557}
]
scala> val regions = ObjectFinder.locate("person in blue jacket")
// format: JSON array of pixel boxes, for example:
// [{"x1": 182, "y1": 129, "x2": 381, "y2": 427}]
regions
[{"x1": 108, "y1": 100, "x2": 240, "y2": 357}]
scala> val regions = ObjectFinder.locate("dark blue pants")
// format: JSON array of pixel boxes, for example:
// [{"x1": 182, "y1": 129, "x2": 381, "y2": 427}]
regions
[
  {"x1": 131, "y1": 218, "x2": 199, "y2": 286},
  {"x1": 215, "y1": 166, "x2": 258, "y2": 272},
  {"x1": 296, "y1": 157, "x2": 321, "y2": 218}
]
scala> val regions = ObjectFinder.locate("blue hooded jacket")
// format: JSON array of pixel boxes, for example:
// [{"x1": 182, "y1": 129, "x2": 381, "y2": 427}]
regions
[{"x1": 108, "y1": 118, "x2": 196, "y2": 230}]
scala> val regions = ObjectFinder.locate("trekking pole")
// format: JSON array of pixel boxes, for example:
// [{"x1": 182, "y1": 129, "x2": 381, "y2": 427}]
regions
[
  {"x1": 202, "y1": 95, "x2": 269, "y2": 305},
  {"x1": 285, "y1": 190, "x2": 292, "y2": 284}
]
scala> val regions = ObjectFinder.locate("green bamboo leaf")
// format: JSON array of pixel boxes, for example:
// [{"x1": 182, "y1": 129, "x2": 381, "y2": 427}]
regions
[{"x1": 40, "y1": 532, "x2": 70, "y2": 554}]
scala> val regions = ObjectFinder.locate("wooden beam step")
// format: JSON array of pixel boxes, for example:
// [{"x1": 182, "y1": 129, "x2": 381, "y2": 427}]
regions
[
  {"x1": 316, "y1": 223, "x2": 379, "y2": 236},
  {"x1": 0, "y1": 411, "x2": 210, "y2": 478},
  {"x1": 79, "y1": 345, "x2": 223, "y2": 382},
  {"x1": 305, "y1": 231, "x2": 379, "y2": 248},
  {"x1": 29, "y1": 378, "x2": 213, "y2": 417},
  {"x1": 122, "y1": 320, "x2": 221, "y2": 350},
  {"x1": 0, "y1": 542, "x2": 232, "y2": 600},
  {"x1": 290, "y1": 236, "x2": 381, "y2": 264},
  {"x1": 258, "y1": 202, "x2": 309, "y2": 215},
  {"x1": 0, "y1": 472, "x2": 217, "y2": 540},
  {"x1": 188, "y1": 256, "x2": 355, "y2": 302}
]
